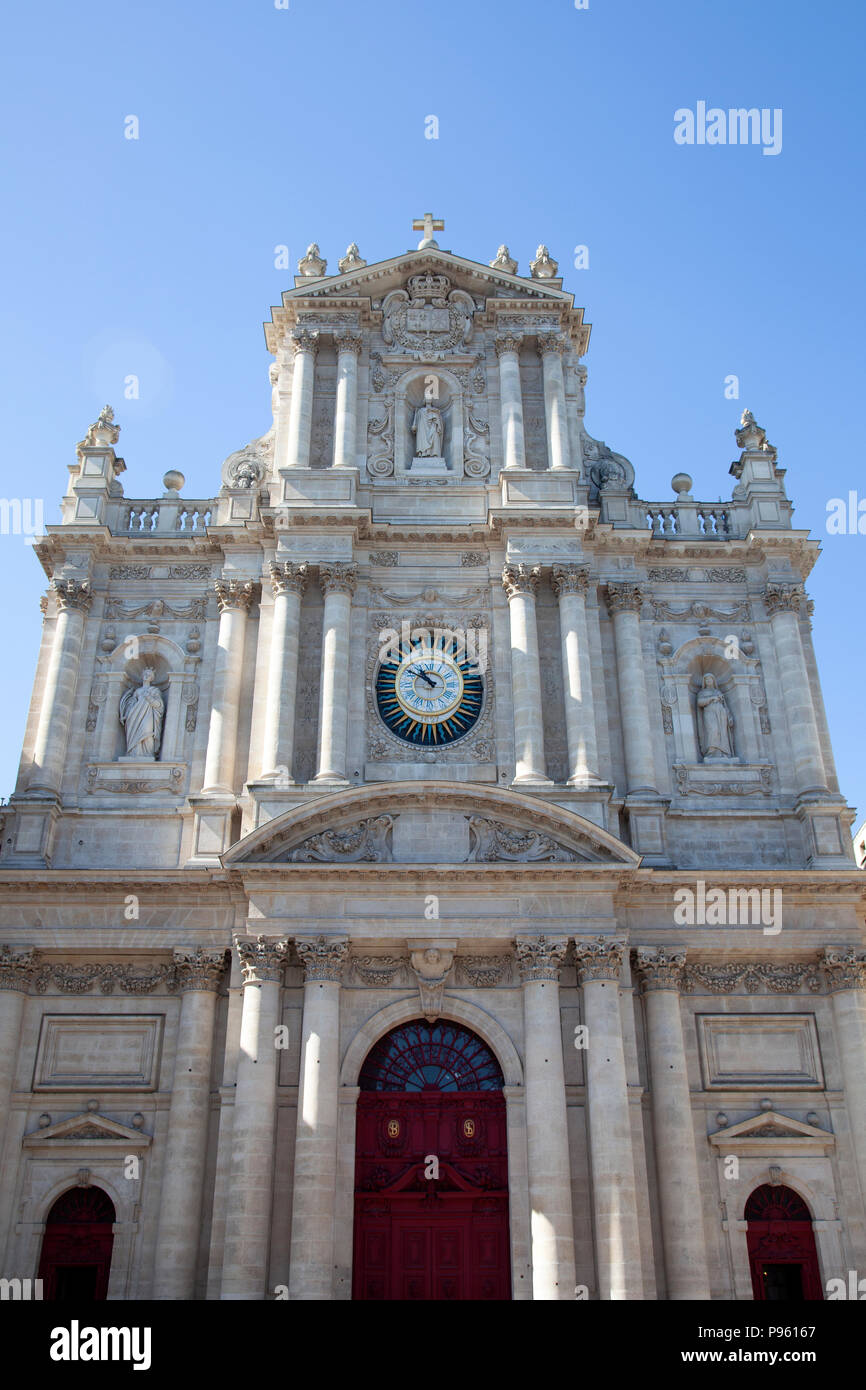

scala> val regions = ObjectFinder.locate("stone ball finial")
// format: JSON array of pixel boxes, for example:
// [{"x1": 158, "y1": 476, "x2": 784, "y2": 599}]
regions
[
  {"x1": 671, "y1": 472, "x2": 693, "y2": 497},
  {"x1": 163, "y1": 469, "x2": 185, "y2": 493},
  {"x1": 760, "y1": 1097, "x2": 773, "y2": 1112},
  {"x1": 86, "y1": 1098, "x2": 100, "y2": 1113}
]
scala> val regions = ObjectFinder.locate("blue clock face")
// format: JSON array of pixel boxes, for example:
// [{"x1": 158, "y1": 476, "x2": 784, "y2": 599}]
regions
[{"x1": 375, "y1": 642, "x2": 484, "y2": 747}]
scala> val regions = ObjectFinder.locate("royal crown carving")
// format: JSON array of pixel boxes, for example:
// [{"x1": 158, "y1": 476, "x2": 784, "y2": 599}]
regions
[{"x1": 382, "y1": 274, "x2": 475, "y2": 358}]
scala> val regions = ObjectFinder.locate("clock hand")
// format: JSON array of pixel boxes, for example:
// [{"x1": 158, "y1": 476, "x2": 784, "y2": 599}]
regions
[{"x1": 409, "y1": 666, "x2": 437, "y2": 689}]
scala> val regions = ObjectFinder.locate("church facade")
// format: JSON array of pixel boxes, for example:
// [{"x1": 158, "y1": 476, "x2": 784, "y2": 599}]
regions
[{"x1": 1, "y1": 222, "x2": 864, "y2": 1301}]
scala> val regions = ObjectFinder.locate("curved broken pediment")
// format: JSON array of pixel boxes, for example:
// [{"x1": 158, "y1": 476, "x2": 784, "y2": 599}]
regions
[{"x1": 223, "y1": 782, "x2": 640, "y2": 868}]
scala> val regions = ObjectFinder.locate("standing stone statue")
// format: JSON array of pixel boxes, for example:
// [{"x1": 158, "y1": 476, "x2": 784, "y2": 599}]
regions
[
  {"x1": 411, "y1": 402, "x2": 444, "y2": 458},
  {"x1": 119, "y1": 668, "x2": 165, "y2": 759},
  {"x1": 696, "y1": 673, "x2": 735, "y2": 759}
]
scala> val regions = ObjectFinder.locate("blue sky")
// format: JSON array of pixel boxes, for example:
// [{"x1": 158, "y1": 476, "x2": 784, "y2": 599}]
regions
[{"x1": 1, "y1": 0, "x2": 863, "y2": 830}]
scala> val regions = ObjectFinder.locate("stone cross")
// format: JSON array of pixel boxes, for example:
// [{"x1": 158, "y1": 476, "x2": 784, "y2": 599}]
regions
[{"x1": 412, "y1": 212, "x2": 444, "y2": 250}]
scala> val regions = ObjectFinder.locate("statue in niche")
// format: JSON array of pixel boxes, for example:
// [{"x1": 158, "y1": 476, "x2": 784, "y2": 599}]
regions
[
  {"x1": 411, "y1": 401, "x2": 444, "y2": 458},
  {"x1": 119, "y1": 668, "x2": 165, "y2": 760},
  {"x1": 696, "y1": 673, "x2": 735, "y2": 760}
]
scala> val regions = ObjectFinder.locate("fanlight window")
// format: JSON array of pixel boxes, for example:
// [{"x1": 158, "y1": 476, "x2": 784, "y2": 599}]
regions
[
  {"x1": 744, "y1": 1184, "x2": 811, "y2": 1222},
  {"x1": 359, "y1": 1020, "x2": 504, "y2": 1092},
  {"x1": 46, "y1": 1187, "x2": 116, "y2": 1224}
]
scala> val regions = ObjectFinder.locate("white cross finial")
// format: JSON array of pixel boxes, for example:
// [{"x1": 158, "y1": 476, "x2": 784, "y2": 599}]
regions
[{"x1": 412, "y1": 212, "x2": 444, "y2": 250}]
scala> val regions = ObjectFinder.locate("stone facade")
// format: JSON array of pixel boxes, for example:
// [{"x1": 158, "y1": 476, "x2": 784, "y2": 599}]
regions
[{"x1": 0, "y1": 227, "x2": 863, "y2": 1301}]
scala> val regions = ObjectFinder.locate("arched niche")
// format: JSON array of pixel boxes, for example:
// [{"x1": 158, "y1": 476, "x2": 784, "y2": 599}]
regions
[
  {"x1": 394, "y1": 366, "x2": 464, "y2": 476},
  {"x1": 94, "y1": 634, "x2": 192, "y2": 764},
  {"x1": 661, "y1": 636, "x2": 761, "y2": 766}
]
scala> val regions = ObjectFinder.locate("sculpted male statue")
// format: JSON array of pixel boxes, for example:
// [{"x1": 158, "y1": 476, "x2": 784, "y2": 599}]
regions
[
  {"x1": 411, "y1": 401, "x2": 444, "y2": 458},
  {"x1": 119, "y1": 667, "x2": 165, "y2": 759},
  {"x1": 696, "y1": 672, "x2": 735, "y2": 759}
]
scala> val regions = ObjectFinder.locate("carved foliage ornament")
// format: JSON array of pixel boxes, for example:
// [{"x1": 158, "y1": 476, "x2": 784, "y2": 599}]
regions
[
  {"x1": 289, "y1": 816, "x2": 394, "y2": 863},
  {"x1": 270, "y1": 561, "x2": 309, "y2": 597},
  {"x1": 235, "y1": 935, "x2": 290, "y2": 984},
  {"x1": 0, "y1": 945, "x2": 36, "y2": 992},
  {"x1": 52, "y1": 579, "x2": 93, "y2": 614},
  {"x1": 684, "y1": 962, "x2": 821, "y2": 994},
  {"x1": 764, "y1": 583, "x2": 804, "y2": 616},
  {"x1": 172, "y1": 948, "x2": 229, "y2": 993},
  {"x1": 215, "y1": 578, "x2": 257, "y2": 613},
  {"x1": 633, "y1": 947, "x2": 687, "y2": 992},
  {"x1": 604, "y1": 582, "x2": 644, "y2": 616},
  {"x1": 515, "y1": 936, "x2": 568, "y2": 983},
  {"x1": 551, "y1": 564, "x2": 591, "y2": 598},
  {"x1": 33, "y1": 962, "x2": 179, "y2": 995},
  {"x1": 319, "y1": 563, "x2": 357, "y2": 596},
  {"x1": 502, "y1": 563, "x2": 541, "y2": 599},
  {"x1": 467, "y1": 816, "x2": 576, "y2": 863},
  {"x1": 573, "y1": 937, "x2": 625, "y2": 984},
  {"x1": 822, "y1": 948, "x2": 866, "y2": 992}
]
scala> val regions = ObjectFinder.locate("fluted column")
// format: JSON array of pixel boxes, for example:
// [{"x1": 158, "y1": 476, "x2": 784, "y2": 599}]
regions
[
  {"x1": 314, "y1": 564, "x2": 356, "y2": 783},
  {"x1": 153, "y1": 948, "x2": 228, "y2": 1300},
  {"x1": 552, "y1": 565, "x2": 599, "y2": 784},
  {"x1": 604, "y1": 583, "x2": 657, "y2": 795},
  {"x1": 285, "y1": 330, "x2": 318, "y2": 469},
  {"x1": 289, "y1": 935, "x2": 349, "y2": 1300},
  {"x1": 201, "y1": 579, "x2": 257, "y2": 794},
  {"x1": 764, "y1": 584, "x2": 828, "y2": 797},
  {"x1": 515, "y1": 936, "x2": 577, "y2": 1300},
  {"x1": 0, "y1": 947, "x2": 35, "y2": 1165},
  {"x1": 823, "y1": 950, "x2": 866, "y2": 1208},
  {"x1": 495, "y1": 334, "x2": 526, "y2": 471},
  {"x1": 28, "y1": 580, "x2": 92, "y2": 795},
  {"x1": 633, "y1": 947, "x2": 711, "y2": 1299},
  {"x1": 502, "y1": 564, "x2": 550, "y2": 785},
  {"x1": 538, "y1": 334, "x2": 572, "y2": 471},
  {"x1": 332, "y1": 331, "x2": 362, "y2": 468},
  {"x1": 260, "y1": 562, "x2": 308, "y2": 781},
  {"x1": 574, "y1": 937, "x2": 643, "y2": 1300},
  {"x1": 221, "y1": 935, "x2": 288, "y2": 1300}
]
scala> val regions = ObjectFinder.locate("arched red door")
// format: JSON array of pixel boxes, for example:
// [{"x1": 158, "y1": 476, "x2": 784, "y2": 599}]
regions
[
  {"x1": 38, "y1": 1186, "x2": 116, "y2": 1301},
  {"x1": 353, "y1": 1019, "x2": 511, "y2": 1301},
  {"x1": 745, "y1": 1184, "x2": 823, "y2": 1301}
]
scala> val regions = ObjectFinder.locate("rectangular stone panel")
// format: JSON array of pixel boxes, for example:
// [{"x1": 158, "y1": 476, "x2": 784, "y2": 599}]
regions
[
  {"x1": 33, "y1": 1014, "x2": 164, "y2": 1091},
  {"x1": 697, "y1": 1013, "x2": 824, "y2": 1090}
]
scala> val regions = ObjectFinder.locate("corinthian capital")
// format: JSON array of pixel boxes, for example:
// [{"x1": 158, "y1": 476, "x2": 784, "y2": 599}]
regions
[
  {"x1": 296, "y1": 935, "x2": 349, "y2": 982},
  {"x1": 172, "y1": 947, "x2": 229, "y2": 993},
  {"x1": 633, "y1": 946, "x2": 686, "y2": 993},
  {"x1": 52, "y1": 579, "x2": 93, "y2": 614},
  {"x1": 494, "y1": 333, "x2": 523, "y2": 358},
  {"x1": 502, "y1": 563, "x2": 541, "y2": 600},
  {"x1": 290, "y1": 329, "x2": 320, "y2": 357},
  {"x1": 604, "y1": 582, "x2": 645, "y2": 617},
  {"x1": 574, "y1": 936, "x2": 625, "y2": 984},
  {"x1": 235, "y1": 934, "x2": 289, "y2": 984},
  {"x1": 537, "y1": 333, "x2": 567, "y2": 357},
  {"x1": 270, "y1": 561, "x2": 309, "y2": 597},
  {"x1": 763, "y1": 583, "x2": 804, "y2": 616},
  {"x1": 319, "y1": 563, "x2": 357, "y2": 597},
  {"x1": 822, "y1": 947, "x2": 866, "y2": 992},
  {"x1": 334, "y1": 329, "x2": 363, "y2": 356},
  {"x1": 0, "y1": 945, "x2": 37, "y2": 993},
  {"x1": 515, "y1": 935, "x2": 568, "y2": 983},
  {"x1": 214, "y1": 578, "x2": 257, "y2": 613},
  {"x1": 551, "y1": 564, "x2": 591, "y2": 598}
]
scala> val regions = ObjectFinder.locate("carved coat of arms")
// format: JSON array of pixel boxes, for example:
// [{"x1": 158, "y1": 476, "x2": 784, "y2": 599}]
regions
[{"x1": 382, "y1": 274, "x2": 475, "y2": 359}]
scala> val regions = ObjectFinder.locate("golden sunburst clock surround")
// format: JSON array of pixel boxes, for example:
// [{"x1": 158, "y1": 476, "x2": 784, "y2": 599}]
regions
[{"x1": 375, "y1": 642, "x2": 484, "y2": 747}]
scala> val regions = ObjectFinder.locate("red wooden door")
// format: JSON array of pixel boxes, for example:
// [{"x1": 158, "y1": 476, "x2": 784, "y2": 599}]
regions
[
  {"x1": 38, "y1": 1187, "x2": 116, "y2": 1301},
  {"x1": 353, "y1": 1020, "x2": 511, "y2": 1301},
  {"x1": 745, "y1": 1184, "x2": 823, "y2": 1301}
]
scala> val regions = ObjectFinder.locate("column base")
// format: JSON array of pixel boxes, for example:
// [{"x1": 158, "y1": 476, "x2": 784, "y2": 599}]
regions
[
  {"x1": 511, "y1": 775, "x2": 554, "y2": 789},
  {"x1": 796, "y1": 799, "x2": 856, "y2": 867},
  {"x1": 313, "y1": 774, "x2": 351, "y2": 787},
  {"x1": 624, "y1": 795, "x2": 672, "y2": 866},
  {"x1": 186, "y1": 796, "x2": 238, "y2": 866},
  {"x1": 1, "y1": 796, "x2": 60, "y2": 868}
]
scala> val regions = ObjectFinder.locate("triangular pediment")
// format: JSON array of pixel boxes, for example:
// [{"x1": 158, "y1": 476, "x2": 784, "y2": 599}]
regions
[
  {"x1": 23, "y1": 1112, "x2": 151, "y2": 1147},
  {"x1": 710, "y1": 1111, "x2": 833, "y2": 1147},
  {"x1": 223, "y1": 782, "x2": 640, "y2": 869}
]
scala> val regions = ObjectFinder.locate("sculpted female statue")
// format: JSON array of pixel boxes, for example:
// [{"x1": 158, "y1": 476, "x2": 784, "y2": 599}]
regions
[
  {"x1": 411, "y1": 402, "x2": 444, "y2": 458},
  {"x1": 119, "y1": 667, "x2": 165, "y2": 759},
  {"x1": 696, "y1": 673, "x2": 735, "y2": 759}
]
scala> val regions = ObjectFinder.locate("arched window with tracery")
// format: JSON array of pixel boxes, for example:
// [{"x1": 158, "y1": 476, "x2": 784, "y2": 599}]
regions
[{"x1": 358, "y1": 1019, "x2": 504, "y2": 1092}]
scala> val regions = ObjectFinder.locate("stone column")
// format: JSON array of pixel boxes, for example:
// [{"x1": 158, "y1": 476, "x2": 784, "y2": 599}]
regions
[
  {"x1": 221, "y1": 935, "x2": 288, "y2": 1301},
  {"x1": 502, "y1": 564, "x2": 550, "y2": 785},
  {"x1": 152, "y1": 948, "x2": 227, "y2": 1300},
  {"x1": 28, "y1": 581, "x2": 92, "y2": 795},
  {"x1": 604, "y1": 583, "x2": 657, "y2": 795},
  {"x1": 201, "y1": 579, "x2": 257, "y2": 794},
  {"x1": 332, "y1": 331, "x2": 362, "y2": 469},
  {"x1": 260, "y1": 562, "x2": 308, "y2": 781},
  {"x1": 764, "y1": 584, "x2": 828, "y2": 797},
  {"x1": 495, "y1": 334, "x2": 526, "y2": 471},
  {"x1": 823, "y1": 949, "x2": 866, "y2": 1207},
  {"x1": 552, "y1": 565, "x2": 600, "y2": 784},
  {"x1": 289, "y1": 935, "x2": 349, "y2": 1300},
  {"x1": 633, "y1": 947, "x2": 711, "y2": 1299},
  {"x1": 314, "y1": 564, "x2": 356, "y2": 783},
  {"x1": 574, "y1": 937, "x2": 643, "y2": 1300},
  {"x1": 514, "y1": 936, "x2": 576, "y2": 1300},
  {"x1": 538, "y1": 334, "x2": 572, "y2": 471},
  {"x1": 0, "y1": 948, "x2": 35, "y2": 1165},
  {"x1": 285, "y1": 331, "x2": 318, "y2": 470}
]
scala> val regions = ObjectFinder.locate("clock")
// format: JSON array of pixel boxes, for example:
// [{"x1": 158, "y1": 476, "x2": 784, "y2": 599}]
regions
[{"x1": 375, "y1": 641, "x2": 484, "y2": 747}]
